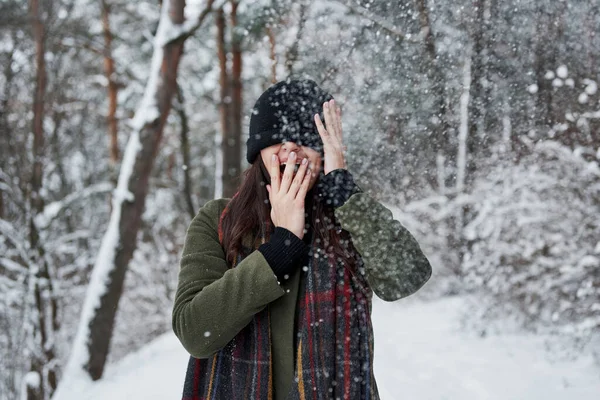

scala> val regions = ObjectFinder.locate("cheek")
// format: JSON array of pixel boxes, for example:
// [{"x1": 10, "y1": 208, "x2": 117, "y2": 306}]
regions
[
  {"x1": 314, "y1": 158, "x2": 323, "y2": 174},
  {"x1": 260, "y1": 149, "x2": 275, "y2": 164},
  {"x1": 310, "y1": 164, "x2": 321, "y2": 184}
]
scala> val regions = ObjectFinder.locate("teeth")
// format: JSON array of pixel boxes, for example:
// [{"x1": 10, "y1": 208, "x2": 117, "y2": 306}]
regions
[{"x1": 280, "y1": 164, "x2": 301, "y2": 173}]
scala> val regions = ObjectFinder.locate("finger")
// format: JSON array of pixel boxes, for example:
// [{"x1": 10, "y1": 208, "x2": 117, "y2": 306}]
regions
[
  {"x1": 323, "y1": 100, "x2": 338, "y2": 138},
  {"x1": 314, "y1": 113, "x2": 330, "y2": 143},
  {"x1": 270, "y1": 154, "x2": 280, "y2": 193},
  {"x1": 336, "y1": 105, "x2": 343, "y2": 143},
  {"x1": 296, "y1": 164, "x2": 312, "y2": 200},
  {"x1": 289, "y1": 157, "x2": 309, "y2": 197},
  {"x1": 280, "y1": 151, "x2": 297, "y2": 194}
]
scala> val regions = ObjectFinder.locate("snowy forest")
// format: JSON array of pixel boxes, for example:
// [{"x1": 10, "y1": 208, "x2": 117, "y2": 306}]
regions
[{"x1": 1, "y1": 0, "x2": 599, "y2": 399}]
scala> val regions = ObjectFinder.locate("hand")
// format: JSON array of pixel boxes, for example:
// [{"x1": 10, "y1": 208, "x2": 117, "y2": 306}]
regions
[
  {"x1": 314, "y1": 99, "x2": 347, "y2": 175},
  {"x1": 265, "y1": 151, "x2": 312, "y2": 239}
]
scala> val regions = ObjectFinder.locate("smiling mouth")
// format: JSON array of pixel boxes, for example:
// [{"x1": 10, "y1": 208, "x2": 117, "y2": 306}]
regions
[{"x1": 280, "y1": 164, "x2": 301, "y2": 174}]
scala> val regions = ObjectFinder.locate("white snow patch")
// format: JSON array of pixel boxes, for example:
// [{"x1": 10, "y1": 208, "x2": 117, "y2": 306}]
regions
[
  {"x1": 578, "y1": 256, "x2": 599, "y2": 268},
  {"x1": 21, "y1": 372, "x2": 41, "y2": 400},
  {"x1": 556, "y1": 65, "x2": 568, "y2": 79},
  {"x1": 372, "y1": 297, "x2": 600, "y2": 400},
  {"x1": 129, "y1": 2, "x2": 172, "y2": 131},
  {"x1": 527, "y1": 84, "x2": 538, "y2": 94},
  {"x1": 24, "y1": 371, "x2": 40, "y2": 388},
  {"x1": 565, "y1": 78, "x2": 574, "y2": 88},
  {"x1": 583, "y1": 79, "x2": 598, "y2": 95},
  {"x1": 86, "y1": 335, "x2": 189, "y2": 400}
]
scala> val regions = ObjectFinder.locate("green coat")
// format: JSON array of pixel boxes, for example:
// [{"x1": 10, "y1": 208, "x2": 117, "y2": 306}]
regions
[{"x1": 172, "y1": 191, "x2": 432, "y2": 399}]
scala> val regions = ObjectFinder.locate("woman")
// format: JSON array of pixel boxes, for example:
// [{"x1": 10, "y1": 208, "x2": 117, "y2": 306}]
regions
[{"x1": 172, "y1": 78, "x2": 432, "y2": 400}]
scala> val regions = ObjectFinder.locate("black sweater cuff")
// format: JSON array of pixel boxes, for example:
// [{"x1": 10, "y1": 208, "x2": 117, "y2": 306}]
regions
[
  {"x1": 258, "y1": 227, "x2": 308, "y2": 281},
  {"x1": 318, "y1": 169, "x2": 362, "y2": 208}
]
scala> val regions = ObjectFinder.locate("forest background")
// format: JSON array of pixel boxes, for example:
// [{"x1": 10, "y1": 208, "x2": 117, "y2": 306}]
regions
[{"x1": 0, "y1": 0, "x2": 599, "y2": 399}]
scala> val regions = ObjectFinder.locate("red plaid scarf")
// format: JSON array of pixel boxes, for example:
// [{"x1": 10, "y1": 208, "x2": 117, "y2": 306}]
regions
[{"x1": 182, "y1": 206, "x2": 378, "y2": 400}]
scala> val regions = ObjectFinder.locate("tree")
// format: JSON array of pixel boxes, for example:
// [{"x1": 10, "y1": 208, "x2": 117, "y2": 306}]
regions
[
  {"x1": 53, "y1": 0, "x2": 221, "y2": 396},
  {"x1": 26, "y1": 0, "x2": 60, "y2": 398},
  {"x1": 216, "y1": 0, "x2": 243, "y2": 198},
  {"x1": 101, "y1": 0, "x2": 120, "y2": 170}
]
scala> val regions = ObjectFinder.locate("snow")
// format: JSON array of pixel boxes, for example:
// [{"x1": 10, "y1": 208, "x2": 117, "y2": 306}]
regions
[
  {"x1": 23, "y1": 371, "x2": 40, "y2": 388},
  {"x1": 556, "y1": 65, "x2": 568, "y2": 79},
  {"x1": 583, "y1": 79, "x2": 598, "y2": 95},
  {"x1": 129, "y1": 1, "x2": 168, "y2": 131},
  {"x1": 84, "y1": 334, "x2": 189, "y2": 400},
  {"x1": 526, "y1": 83, "x2": 538, "y2": 94},
  {"x1": 373, "y1": 298, "x2": 600, "y2": 400},
  {"x1": 20, "y1": 372, "x2": 41, "y2": 400},
  {"x1": 69, "y1": 297, "x2": 599, "y2": 400}
]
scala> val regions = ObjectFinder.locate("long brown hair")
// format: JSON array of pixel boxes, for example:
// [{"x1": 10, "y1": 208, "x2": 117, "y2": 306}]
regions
[{"x1": 220, "y1": 157, "x2": 359, "y2": 272}]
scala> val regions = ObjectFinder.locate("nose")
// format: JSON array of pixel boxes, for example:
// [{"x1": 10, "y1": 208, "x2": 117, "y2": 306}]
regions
[{"x1": 279, "y1": 143, "x2": 302, "y2": 163}]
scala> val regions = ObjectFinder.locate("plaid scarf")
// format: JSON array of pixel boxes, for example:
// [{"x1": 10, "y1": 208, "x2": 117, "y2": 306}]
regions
[{"x1": 182, "y1": 207, "x2": 378, "y2": 400}]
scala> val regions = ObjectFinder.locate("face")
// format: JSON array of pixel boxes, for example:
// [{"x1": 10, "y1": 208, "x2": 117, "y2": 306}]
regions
[{"x1": 260, "y1": 142, "x2": 322, "y2": 190}]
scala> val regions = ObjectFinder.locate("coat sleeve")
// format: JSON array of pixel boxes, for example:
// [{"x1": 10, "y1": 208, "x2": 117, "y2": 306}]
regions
[
  {"x1": 334, "y1": 192, "x2": 432, "y2": 301},
  {"x1": 172, "y1": 199, "x2": 285, "y2": 359}
]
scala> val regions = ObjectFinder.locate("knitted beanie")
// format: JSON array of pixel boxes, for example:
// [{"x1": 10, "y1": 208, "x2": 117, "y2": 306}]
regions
[{"x1": 246, "y1": 78, "x2": 334, "y2": 164}]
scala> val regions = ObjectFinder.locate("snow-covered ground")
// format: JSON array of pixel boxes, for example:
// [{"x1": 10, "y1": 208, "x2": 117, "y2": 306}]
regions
[{"x1": 83, "y1": 297, "x2": 599, "y2": 399}]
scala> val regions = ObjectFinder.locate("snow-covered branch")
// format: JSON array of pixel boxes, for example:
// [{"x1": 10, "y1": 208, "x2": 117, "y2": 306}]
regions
[
  {"x1": 0, "y1": 219, "x2": 29, "y2": 262},
  {"x1": 34, "y1": 182, "x2": 114, "y2": 229},
  {"x1": 0, "y1": 257, "x2": 28, "y2": 275},
  {"x1": 160, "y1": 0, "x2": 227, "y2": 45}
]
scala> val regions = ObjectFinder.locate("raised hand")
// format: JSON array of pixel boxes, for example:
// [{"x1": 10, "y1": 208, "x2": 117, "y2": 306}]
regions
[
  {"x1": 265, "y1": 151, "x2": 312, "y2": 239},
  {"x1": 314, "y1": 99, "x2": 347, "y2": 175}
]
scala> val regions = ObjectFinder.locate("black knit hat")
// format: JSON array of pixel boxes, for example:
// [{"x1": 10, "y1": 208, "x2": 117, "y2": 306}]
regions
[{"x1": 246, "y1": 78, "x2": 334, "y2": 164}]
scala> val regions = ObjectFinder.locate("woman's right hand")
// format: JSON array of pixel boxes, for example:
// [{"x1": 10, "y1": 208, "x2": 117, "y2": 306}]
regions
[{"x1": 266, "y1": 152, "x2": 312, "y2": 239}]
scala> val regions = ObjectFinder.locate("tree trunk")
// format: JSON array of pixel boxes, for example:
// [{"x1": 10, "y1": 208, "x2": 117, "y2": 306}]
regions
[
  {"x1": 229, "y1": 0, "x2": 242, "y2": 192},
  {"x1": 533, "y1": 5, "x2": 556, "y2": 131},
  {"x1": 176, "y1": 87, "x2": 196, "y2": 220},
  {"x1": 217, "y1": 4, "x2": 242, "y2": 198},
  {"x1": 85, "y1": 0, "x2": 186, "y2": 380},
  {"x1": 284, "y1": 2, "x2": 307, "y2": 77},
  {"x1": 216, "y1": 7, "x2": 231, "y2": 197},
  {"x1": 101, "y1": 0, "x2": 120, "y2": 168},
  {"x1": 467, "y1": 0, "x2": 488, "y2": 182},
  {"x1": 28, "y1": 0, "x2": 59, "y2": 398},
  {"x1": 415, "y1": 0, "x2": 451, "y2": 187},
  {"x1": 266, "y1": 25, "x2": 277, "y2": 83}
]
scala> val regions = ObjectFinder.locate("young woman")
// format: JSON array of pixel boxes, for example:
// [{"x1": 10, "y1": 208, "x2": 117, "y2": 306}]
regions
[{"x1": 172, "y1": 78, "x2": 432, "y2": 400}]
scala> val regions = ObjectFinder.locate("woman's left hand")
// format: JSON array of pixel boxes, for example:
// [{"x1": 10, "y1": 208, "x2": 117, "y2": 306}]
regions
[{"x1": 314, "y1": 99, "x2": 347, "y2": 175}]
